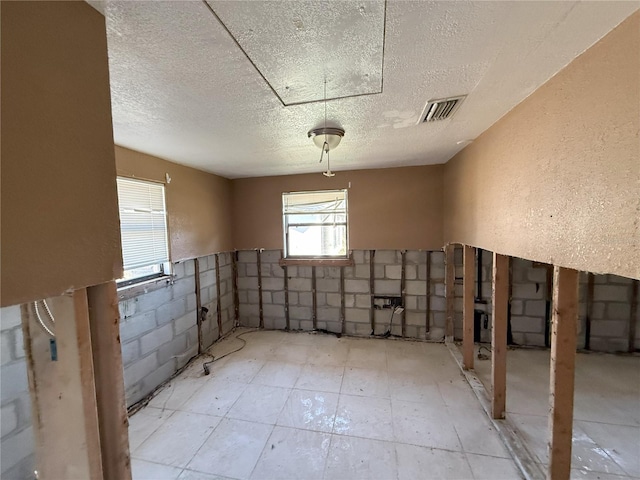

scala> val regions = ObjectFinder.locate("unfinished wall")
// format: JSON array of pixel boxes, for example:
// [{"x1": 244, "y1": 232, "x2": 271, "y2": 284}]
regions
[
  {"x1": 237, "y1": 249, "x2": 447, "y2": 341},
  {"x1": 443, "y1": 12, "x2": 640, "y2": 280},
  {"x1": 0, "y1": 306, "x2": 34, "y2": 480},
  {"x1": 116, "y1": 146, "x2": 234, "y2": 261},
  {"x1": 1, "y1": 1, "x2": 122, "y2": 307},
  {"x1": 197, "y1": 252, "x2": 235, "y2": 348},
  {"x1": 232, "y1": 165, "x2": 444, "y2": 251}
]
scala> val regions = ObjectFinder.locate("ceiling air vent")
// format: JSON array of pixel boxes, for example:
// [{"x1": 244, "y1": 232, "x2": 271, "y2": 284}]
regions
[{"x1": 419, "y1": 95, "x2": 466, "y2": 123}]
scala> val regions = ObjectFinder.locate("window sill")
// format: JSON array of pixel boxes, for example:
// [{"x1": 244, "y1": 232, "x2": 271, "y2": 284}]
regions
[
  {"x1": 117, "y1": 274, "x2": 174, "y2": 300},
  {"x1": 279, "y1": 256, "x2": 354, "y2": 267}
]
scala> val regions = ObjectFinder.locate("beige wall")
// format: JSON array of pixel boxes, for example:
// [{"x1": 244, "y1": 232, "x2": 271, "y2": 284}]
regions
[
  {"x1": 444, "y1": 12, "x2": 640, "y2": 279},
  {"x1": 115, "y1": 147, "x2": 233, "y2": 260},
  {"x1": 232, "y1": 165, "x2": 444, "y2": 251},
  {"x1": 1, "y1": 2, "x2": 123, "y2": 307}
]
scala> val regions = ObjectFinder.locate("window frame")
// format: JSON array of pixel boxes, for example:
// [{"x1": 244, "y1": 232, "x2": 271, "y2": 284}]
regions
[
  {"x1": 282, "y1": 189, "x2": 349, "y2": 260},
  {"x1": 115, "y1": 176, "x2": 172, "y2": 288}
]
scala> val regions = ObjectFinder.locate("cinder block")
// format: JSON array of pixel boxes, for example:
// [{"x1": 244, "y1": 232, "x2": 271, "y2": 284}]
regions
[
  {"x1": 299, "y1": 292, "x2": 313, "y2": 307},
  {"x1": 290, "y1": 306, "x2": 312, "y2": 320},
  {"x1": 431, "y1": 251, "x2": 445, "y2": 266},
  {"x1": 289, "y1": 278, "x2": 312, "y2": 291},
  {"x1": 427, "y1": 327, "x2": 445, "y2": 342},
  {"x1": 355, "y1": 294, "x2": 371, "y2": 308},
  {"x1": 157, "y1": 333, "x2": 187, "y2": 365},
  {"x1": 345, "y1": 279, "x2": 369, "y2": 293},
  {"x1": 121, "y1": 339, "x2": 140, "y2": 366},
  {"x1": 526, "y1": 268, "x2": 548, "y2": 283},
  {"x1": 418, "y1": 264, "x2": 427, "y2": 280},
  {"x1": 512, "y1": 283, "x2": 544, "y2": 300},
  {"x1": 510, "y1": 316, "x2": 544, "y2": 334},
  {"x1": 1, "y1": 330, "x2": 13, "y2": 365},
  {"x1": 238, "y1": 250, "x2": 256, "y2": 263},
  {"x1": 316, "y1": 293, "x2": 326, "y2": 306},
  {"x1": 607, "y1": 303, "x2": 631, "y2": 320},
  {"x1": 404, "y1": 296, "x2": 417, "y2": 310},
  {"x1": 124, "y1": 352, "x2": 158, "y2": 386},
  {"x1": 298, "y1": 266, "x2": 313, "y2": 278},
  {"x1": 525, "y1": 300, "x2": 547, "y2": 317},
  {"x1": 171, "y1": 277, "x2": 196, "y2": 300},
  {"x1": 404, "y1": 265, "x2": 417, "y2": 280},
  {"x1": 430, "y1": 297, "x2": 446, "y2": 312},
  {"x1": 140, "y1": 323, "x2": 174, "y2": 356},
  {"x1": 120, "y1": 311, "x2": 156, "y2": 341},
  {"x1": 119, "y1": 297, "x2": 137, "y2": 320},
  {"x1": 299, "y1": 320, "x2": 314, "y2": 330},
  {"x1": 355, "y1": 265, "x2": 370, "y2": 279},
  {"x1": 220, "y1": 265, "x2": 232, "y2": 280},
  {"x1": 1, "y1": 402, "x2": 18, "y2": 438},
  {"x1": 272, "y1": 291, "x2": 286, "y2": 305},
  {"x1": 432, "y1": 312, "x2": 446, "y2": 327},
  {"x1": 263, "y1": 304, "x2": 285, "y2": 318},
  {"x1": 246, "y1": 263, "x2": 258, "y2": 277},
  {"x1": 326, "y1": 293, "x2": 341, "y2": 307},
  {"x1": 1, "y1": 306, "x2": 22, "y2": 330},
  {"x1": 430, "y1": 266, "x2": 446, "y2": 280},
  {"x1": 433, "y1": 284, "x2": 445, "y2": 297},
  {"x1": 135, "y1": 287, "x2": 172, "y2": 313},
  {"x1": 187, "y1": 293, "x2": 197, "y2": 312},
  {"x1": 510, "y1": 299, "x2": 524, "y2": 316},
  {"x1": 317, "y1": 307, "x2": 339, "y2": 322},
  {"x1": 417, "y1": 296, "x2": 428, "y2": 311},
  {"x1": 156, "y1": 297, "x2": 187, "y2": 326},
  {"x1": 406, "y1": 311, "x2": 424, "y2": 327},
  {"x1": 184, "y1": 259, "x2": 196, "y2": 276},
  {"x1": 289, "y1": 292, "x2": 299, "y2": 305},
  {"x1": 172, "y1": 261, "x2": 185, "y2": 279},
  {"x1": 0, "y1": 426, "x2": 34, "y2": 475},
  {"x1": 352, "y1": 250, "x2": 365, "y2": 264},
  {"x1": 317, "y1": 278, "x2": 339, "y2": 292},
  {"x1": 344, "y1": 295, "x2": 355, "y2": 308},
  {"x1": 261, "y1": 291, "x2": 273, "y2": 304},
  {"x1": 238, "y1": 277, "x2": 259, "y2": 290},
  {"x1": 406, "y1": 280, "x2": 427, "y2": 296},
  {"x1": 385, "y1": 265, "x2": 402, "y2": 280},
  {"x1": 286, "y1": 266, "x2": 298, "y2": 277},
  {"x1": 345, "y1": 308, "x2": 369, "y2": 323},
  {"x1": 271, "y1": 264, "x2": 285, "y2": 277},
  {"x1": 375, "y1": 279, "x2": 400, "y2": 295},
  {"x1": 593, "y1": 285, "x2": 629, "y2": 302},
  {"x1": 375, "y1": 250, "x2": 399, "y2": 264},
  {"x1": 406, "y1": 251, "x2": 426, "y2": 264},
  {"x1": 174, "y1": 311, "x2": 196, "y2": 336},
  {"x1": 262, "y1": 277, "x2": 284, "y2": 291},
  {"x1": 200, "y1": 270, "x2": 217, "y2": 288},
  {"x1": 591, "y1": 320, "x2": 627, "y2": 338},
  {"x1": 345, "y1": 323, "x2": 372, "y2": 336},
  {"x1": 523, "y1": 333, "x2": 546, "y2": 347},
  {"x1": 140, "y1": 360, "x2": 177, "y2": 399}
]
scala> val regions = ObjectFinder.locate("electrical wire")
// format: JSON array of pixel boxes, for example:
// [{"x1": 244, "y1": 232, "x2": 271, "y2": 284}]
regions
[
  {"x1": 202, "y1": 328, "x2": 258, "y2": 375},
  {"x1": 33, "y1": 300, "x2": 55, "y2": 337}
]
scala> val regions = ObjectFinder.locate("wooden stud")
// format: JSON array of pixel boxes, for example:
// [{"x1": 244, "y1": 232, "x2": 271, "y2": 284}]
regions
[
  {"x1": 426, "y1": 251, "x2": 431, "y2": 335},
  {"x1": 340, "y1": 266, "x2": 346, "y2": 335},
  {"x1": 194, "y1": 258, "x2": 203, "y2": 353},
  {"x1": 232, "y1": 251, "x2": 240, "y2": 325},
  {"x1": 463, "y1": 245, "x2": 476, "y2": 370},
  {"x1": 585, "y1": 273, "x2": 594, "y2": 350},
  {"x1": 548, "y1": 266, "x2": 579, "y2": 480},
  {"x1": 370, "y1": 250, "x2": 376, "y2": 333},
  {"x1": 401, "y1": 250, "x2": 407, "y2": 337},
  {"x1": 257, "y1": 249, "x2": 264, "y2": 328},
  {"x1": 629, "y1": 280, "x2": 639, "y2": 353},
  {"x1": 491, "y1": 252, "x2": 509, "y2": 419},
  {"x1": 445, "y1": 244, "x2": 455, "y2": 341},
  {"x1": 312, "y1": 266, "x2": 318, "y2": 330},
  {"x1": 282, "y1": 249, "x2": 290, "y2": 331},
  {"x1": 87, "y1": 282, "x2": 132, "y2": 480},
  {"x1": 215, "y1": 254, "x2": 223, "y2": 338},
  {"x1": 23, "y1": 290, "x2": 105, "y2": 480}
]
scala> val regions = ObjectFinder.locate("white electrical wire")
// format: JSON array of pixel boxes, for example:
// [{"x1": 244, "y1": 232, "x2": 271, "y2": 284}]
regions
[{"x1": 33, "y1": 300, "x2": 55, "y2": 337}]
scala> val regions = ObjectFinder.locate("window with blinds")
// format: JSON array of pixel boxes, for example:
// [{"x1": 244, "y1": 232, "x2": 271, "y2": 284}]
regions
[
  {"x1": 116, "y1": 177, "x2": 170, "y2": 285},
  {"x1": 282, "y1": 189, "x2": 348, "y2": 258}
]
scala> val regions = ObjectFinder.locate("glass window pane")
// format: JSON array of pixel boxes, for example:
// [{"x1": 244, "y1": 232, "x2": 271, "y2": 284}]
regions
[{"x1": 287, "y1": 225, "x2": 347, "y2": 257}]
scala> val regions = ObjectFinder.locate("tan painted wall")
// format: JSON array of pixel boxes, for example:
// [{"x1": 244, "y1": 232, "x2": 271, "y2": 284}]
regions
[
  {"x1": 444, "y1": 12, "x2": 640, "y2": 279},
  {"x1": 115, "y1": 147, "x2": 233, "y2": 260},
  {"x1": 232, "y1": 165, "x2": 444, "y2": 251},
  {"x1": 1, "y1": 2, "x2": 122, "y2": 307}
]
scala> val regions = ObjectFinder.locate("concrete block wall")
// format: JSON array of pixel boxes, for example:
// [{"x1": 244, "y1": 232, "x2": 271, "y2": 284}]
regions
[
  {"x1": 236, "y1": 249, "x2": 446, "y2": 341},
  {"x1": 119, "y1": 260, "x2": 199, "y2": 406},
  {"x1": 0, "y1": 305, "x2": 35, "y2": 480},
  {"x1": 590, "y1": 274, "x2": 638, "y2": 352},
  {"x1": 218, "y1": 252, "x2": 236, "y2": 336},
  {"x1": 197, "y1": 252, "x2": 235, "y2": 349}
]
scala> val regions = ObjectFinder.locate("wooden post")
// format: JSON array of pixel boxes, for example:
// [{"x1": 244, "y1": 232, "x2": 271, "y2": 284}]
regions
[
  {"x1": 369, "y1": 250, "x2": 376, "y2": 333},
  {"x1": 491, "y1": 252, "x2": 509, "y2": 419},
  {"x1": 426, "y1": 252, "x2": 431, "y2": 335},
  {"x1": 463, "y1": 245, "x2": 476, "y2": 370},
  {"x1": 23, "y1": 290, "x2": 106, "y2": 480},
  {"x1": 232, "y1": 251, "x2": 240, "y2": 325},
  {"x1": 548, "y1": 266, "x2": 579, "y2": 480},
  {"x1": 87, "y1": 282, "x2": 133, "y2": 480},
  {"x1": 629, "y1": 280, "x2": 638, "y2": 353},
  {"x1": 257, "y1": 249, "x2": 264, "y2": 328},
  {"x1": 445, "y1": 244, "x2": 455, "y2": 341},
  {"x1": 584, "y1": 273, "x2": 594, "y2": 350},
  {"x1": 401, "y1": 250, "x2": 407, "y2": 337},
  {"x1": 194, "y1": 258, "x2": 203, "y2": 353},
  {"x1": 312, "y1": 266, "x2": 317, "y2": 330},
  {"x1": 215, "y1": 254, "x2": 223, "y2": 338},
  {"x1": 283, "y1": 249, "x2": 290, "y2": 331},
  {"x1": 340, "y1": 266, "x2": 346, "y2": 335}
]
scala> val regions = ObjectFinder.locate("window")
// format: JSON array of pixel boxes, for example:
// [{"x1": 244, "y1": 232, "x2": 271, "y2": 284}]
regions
[
  {"x1": 116, "y1": 177, "x2": 170, "y2": 286},
  {"x1": 282, "y1": 189, "x2": 348, "y2": 258}
]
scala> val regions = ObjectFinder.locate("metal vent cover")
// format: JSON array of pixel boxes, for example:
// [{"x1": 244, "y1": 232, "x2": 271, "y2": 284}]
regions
[{"x1": 418, "y1": 95, "x2": 467, "y2": 123}]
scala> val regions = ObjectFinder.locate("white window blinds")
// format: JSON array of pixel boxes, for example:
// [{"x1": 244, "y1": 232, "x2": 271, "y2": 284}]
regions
[{"x1": 116, "y1": 177, "x2": 169, "y2": 271}]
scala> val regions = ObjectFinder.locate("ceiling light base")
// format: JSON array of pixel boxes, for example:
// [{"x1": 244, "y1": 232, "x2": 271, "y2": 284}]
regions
[{"x1": 308, "y1": 127, "x2": 345, "y2": 151}]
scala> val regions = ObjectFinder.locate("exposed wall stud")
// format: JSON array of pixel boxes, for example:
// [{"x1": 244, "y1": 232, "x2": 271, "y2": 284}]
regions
[
  {"x1": 232, "y1": 251, "x2": 240, "y2": 325},
  {"x1": 401, "y1": 250, "x2": 407, "y2": 337},
  {"x1": 629, "y1": 280, "x2": 639, "y2": 353},
  {"x1": 445, "y1": 244, "x2": 455, "y2": 341},
  {"x1": 548, "y1": 266, "x2": 579, "y2": 480},
  {"x1": 340, "y1": 266, "x2": 346, "y2": 335},
  {"x1": 87, "y1": 282, "x2": 132, "y2": 480},
  {"x1": 491, "y1": 252, "x2": 509, "y2": 419},
  {"x1": 463, "y1": 245, "x2": 475, "y2": 370},
  {"x1": 369, "y1": 250, "x2": 376, "y2": 333},
  {"x1": 426, "y1": 251, "x2": 431, "y2": 335},
  {"x1": 215, "y1": 254, "x2": 223, "y2": 338},
  {"x1": 257, "y1": 249, "x2": 264, "y2": 328},
  {"x1": 194, "y1": 258, "x2": 203, "y2": 353},
  {"x1": 312, "y1": 266, "x2": 318, "y2": 330},
  {"x1": 585, "y1": 273, "x2": 594, "y2": 350},
  {"x1": 282, "y1": 249, "x2": 290, "y2": 331}
]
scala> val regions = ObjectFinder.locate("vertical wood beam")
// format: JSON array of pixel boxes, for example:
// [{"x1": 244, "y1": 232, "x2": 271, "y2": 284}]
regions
[
  {"x1": 463, "y1": 245, "x2": 476, "y2": 370},
  {"x1": 491, "y1": 252, "x2": 509, "y2": 419},
  {"x1": 282, "y1": 249, "x2": 290, "y2": 331},
  {"x1": 23, "y1": 290, "x2": 104, "y2": 480},
  {"x1": 340, "y1": 266, "x2": 346, "y2": 335},
  {"x1": 369, "y1": 250, "x2": 376, "y2": 333},
  {"x1": 547, "y1": 266, "x2": 579, "y2": 480},
  {"x1": 257, "y1": 249, "x2": 264, "y2": 328},
  {"x1": 215, "y1": 254, "x2": 223, "y2": 337},
  {"x1": 426, "y1": 252, "x2": 431, "y2": 335},
  {"x1": 629, "y1": 280, "x2": 638, "y2": 353},
  {"x1": 194, "y1": 258, "x2": 203, "y2": 353},
  {"x1": 401, "y1": 250, "x2": 407, "y2": 337},
  {"x1": 312, "y1": 266, "x2": 318, "y2": 330},
  {"x1": 231, "y1": 251, "x2": 240, "y2": 326},
  {"x1": 87, "y1": 282, "x2": 132, "y2": 480},
  {"x1": 585, "y1": 273, "x2": 594, "y2": 350},
  {"x1": 445, "y1": 244, "x2": 455, "y2": 341}
]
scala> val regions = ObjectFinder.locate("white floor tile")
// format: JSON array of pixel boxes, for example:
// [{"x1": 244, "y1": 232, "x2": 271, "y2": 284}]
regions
[
  {"x1": 128, "y1": 407, "x2": 174, "y2": 452},
  {"x1": 251, "y1": 360, "x2": 302, "y2": 388},
  {"x1": 391, "y1": 399, "x2": 462, "y2": 451},
  {"x1": 187, "y1": 418, "x2": 273, "y2": 480},
  {"x1": 276, "y1": 389, "x2": 338, "y2": 433},
  {"x1": 389, "y1": 372, "x2": 443, "y2": 404},
  {"x1": 250, "y1": 426, "x2": 331, "y2": 480},
  {"x1": 341, "y1": 366, "x2": 390, "y2": 398},
  {"x1": 324, "y1": 435, "x2": 397, "y2": 480},
  {"x1": 333, "y1": 394, "x2": 394, "y2": 441},
  {"x1": 448, "y1": 405, "x2": 510, "y2": 458},
  {"x1": 295, "y1": 364, "x2": 344, "y2": 393},
  {"x1": 135, "y1": 411, "x2": 222, "y2": 468},
  {"x1": 465, "y1": 452, "x2": 523, "y2": 479},
  {"x1": 307, "y1": 343, "x2": 350, "y2": 366},
  {"x1": 396, "y1": 443, "x2": 474, "y2": 480},
  {"x1": 178, "y1": 469, "x2": 236, "y2": 480},
  {"x1": 131, "y1": 459, "x2": 183, "y2": 480},
  {"x1": 269, "y1": 344, "x2": 310, "y2": 364},
  {"x1": 577, "y1": 421, "x2": 640, "y2": 477},
  {"x1": 182, "y1": 378, "x2": 248, "y2": 417},
  {"x1": 226, "y1": 384, "x2": 291, "y2": 424},
  {"x1": 148, "y1": 378, "x2": 206, "y2": 411},
  {"x1": 346, "y1": 344, "x2": 387, "y2": 370},
  {"x1": 211, "y1": 357, "x2": 265, "y2": 384}
]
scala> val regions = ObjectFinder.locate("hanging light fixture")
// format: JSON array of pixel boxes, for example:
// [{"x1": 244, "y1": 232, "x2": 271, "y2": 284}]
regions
[{"x1": 308, "y1": 79, "x2": 344, "y2": 177}]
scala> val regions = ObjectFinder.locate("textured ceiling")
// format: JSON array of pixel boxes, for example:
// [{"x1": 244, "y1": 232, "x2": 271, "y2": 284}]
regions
[{"x1": 91, "y1": 1, "x2": 639, "y2": 179}]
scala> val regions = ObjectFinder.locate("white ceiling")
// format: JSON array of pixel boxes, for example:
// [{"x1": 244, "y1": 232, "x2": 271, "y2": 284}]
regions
[{"x1": 92, "y1": 1, "x2": 638, "y2": 179}]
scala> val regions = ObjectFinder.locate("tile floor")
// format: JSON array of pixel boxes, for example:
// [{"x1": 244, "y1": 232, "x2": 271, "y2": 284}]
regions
[
  {"x1": 128, "y1": 329, "x2": 522, "y2": 479},
  {"x1": 472, "y1": 347, "x2": 640, "y2": 479}
]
